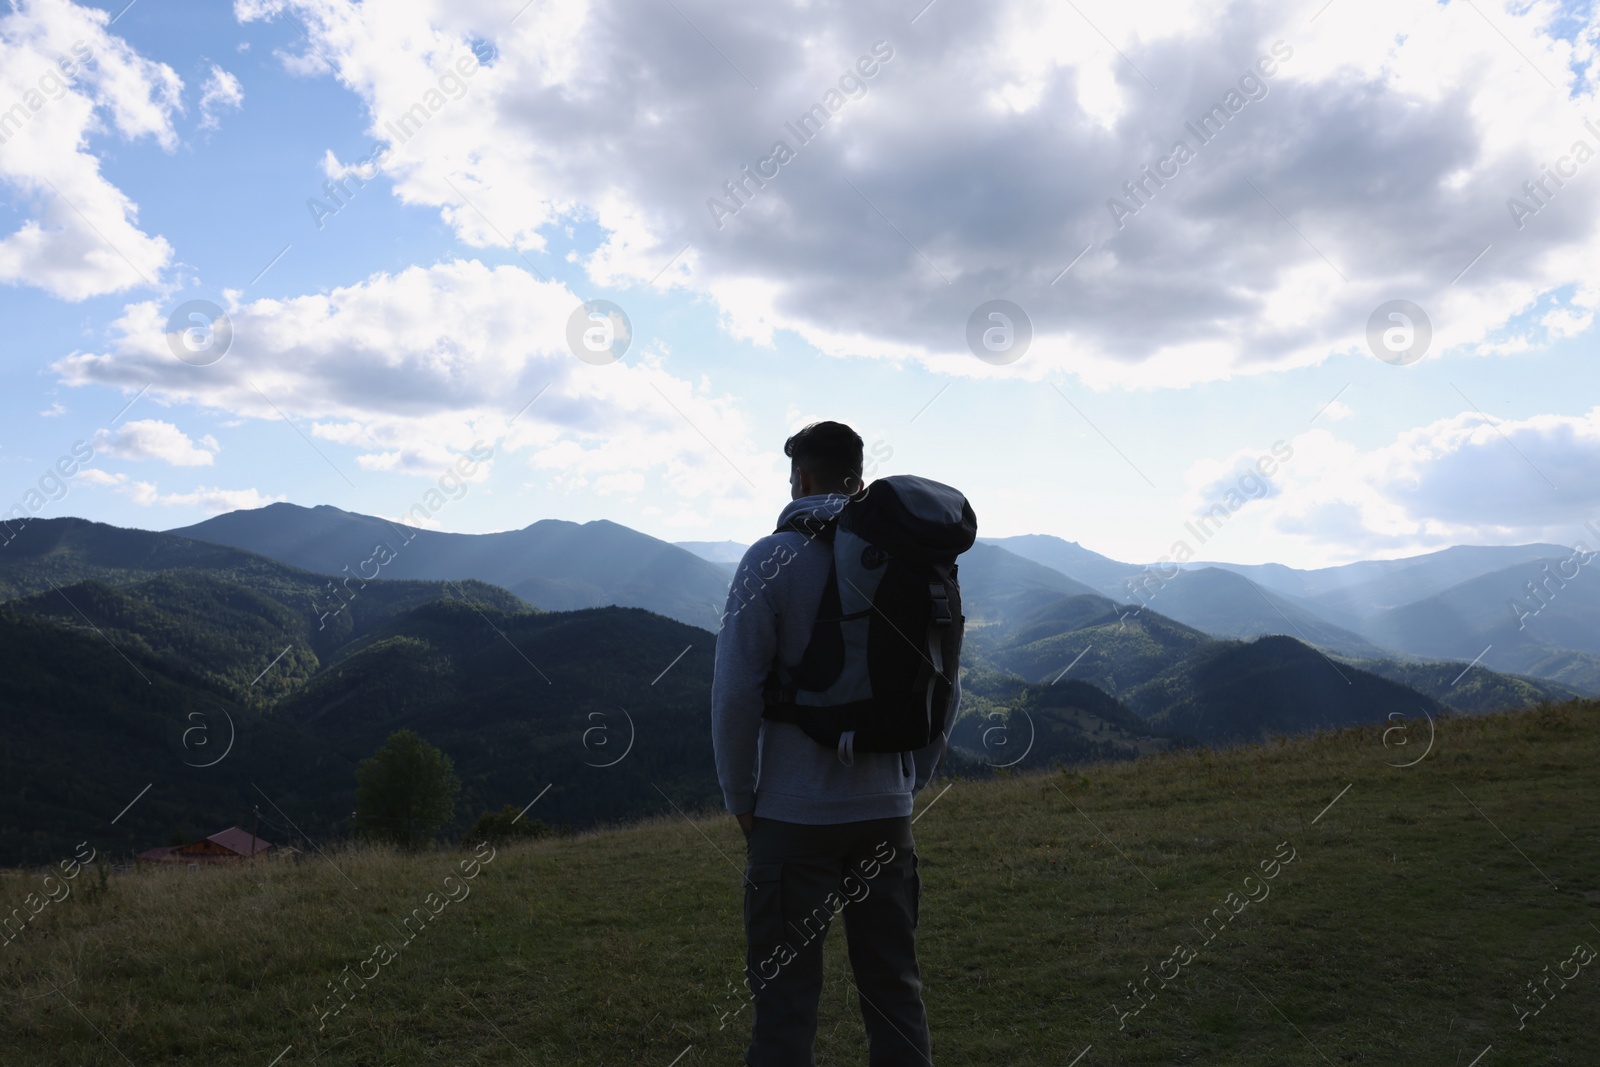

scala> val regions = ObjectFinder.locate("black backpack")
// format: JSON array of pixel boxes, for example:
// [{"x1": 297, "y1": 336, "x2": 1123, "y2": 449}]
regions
[{"x1": 763, "y1": 475, "x2": 977, "y2": 758}]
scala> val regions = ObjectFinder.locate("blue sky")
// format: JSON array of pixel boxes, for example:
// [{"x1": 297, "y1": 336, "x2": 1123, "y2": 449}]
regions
[{"x1": 3, "y1": 0, "x2": 1599, "y2": 567}]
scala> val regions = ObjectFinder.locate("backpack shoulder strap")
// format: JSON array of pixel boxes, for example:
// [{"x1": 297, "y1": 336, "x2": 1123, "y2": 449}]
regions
[{"x1": 763, "y1": 514, "x2": 841, "y2": 707}]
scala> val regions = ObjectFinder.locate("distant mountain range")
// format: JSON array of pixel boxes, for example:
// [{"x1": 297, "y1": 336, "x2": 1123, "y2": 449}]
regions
[
  {"x1": 978, "y1": 535, "x2": 1600, "y2": 693},
  {"x1": 140, "y1": 508, "x2": 1600, "y2": 702},
  {"x1": 0, "y1": 506, "x2": 1588, "y2": 867},
  {"x1": 172, "y1": 503, "x2": 733, "y2": 631},
  {"x1": 675, "y1": 540, "x2": 747, "y2": 569}
]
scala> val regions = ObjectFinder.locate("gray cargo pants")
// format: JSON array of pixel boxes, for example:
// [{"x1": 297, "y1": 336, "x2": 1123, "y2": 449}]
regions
[{"x1": 741, "y1": 814, "x2": 931, "y2": 1066}]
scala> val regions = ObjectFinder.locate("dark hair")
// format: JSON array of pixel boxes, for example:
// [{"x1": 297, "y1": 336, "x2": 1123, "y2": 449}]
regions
[{"x1": 784, "y1": 421, "x2": 864, "y2": 493}]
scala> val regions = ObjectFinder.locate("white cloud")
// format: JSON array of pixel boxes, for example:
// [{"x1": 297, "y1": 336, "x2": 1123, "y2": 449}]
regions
[
  {"x1": 74, "y1": 467, "x2": 122, "y2": 487},
  {"x1": 0, "y1": 0, "x2": 182, "y2": 300},
  {"x1": 1250, "y1": 408, "x2": 1600, "y2": 559},
  {"x1": 232, "y1": 0, "x2": 1600, "y2": 387},
  {"x1": 160, "y1": 484, "x2": 282, "y2": 512},
  {"x1": 1319, "y1": 400, "x2": 1354, "y2": 422},
  {"x1": 53, "y1": 258, "x2": 780, "y2": 518},
  {"x1": 1377, "y1": 408, "x2": 1600, "y2": 527},
  {"x1": 1185, "y1": 440, "x2": 1289, "y2": 513},
  {"x1": 92, "y1": 418, "x2": 219, "y2": 465},
  {"x1": 76, "y1": 468, "x2": 283, "y2": 512},
  {"x1": 39, "y1": 400, "x2": 66, "y2": 417},
  {"x1": 197, "y1": 64, "x2": 243, "y2": 130}
]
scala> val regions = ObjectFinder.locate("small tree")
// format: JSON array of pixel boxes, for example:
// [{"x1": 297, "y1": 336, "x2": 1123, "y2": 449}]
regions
[
  {"x1": 465, "y1": 804, "x2": 555, "y2": 846},
  {"x1": 354, "y1": 729, "x2": 461, "y2": 849}
]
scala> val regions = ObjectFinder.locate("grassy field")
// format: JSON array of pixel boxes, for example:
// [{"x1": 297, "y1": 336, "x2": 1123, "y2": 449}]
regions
[{"x1": 3, "y1": 701, "x2": 1597, "y2": 1066}]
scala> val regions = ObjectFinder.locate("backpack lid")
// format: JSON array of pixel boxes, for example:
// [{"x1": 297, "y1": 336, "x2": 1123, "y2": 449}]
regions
[{"x1": 843, "y1": 475, "x2": 976, "y2": 558}]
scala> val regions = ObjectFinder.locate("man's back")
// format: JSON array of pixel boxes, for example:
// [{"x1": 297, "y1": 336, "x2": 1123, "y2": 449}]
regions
[{"x1": 712, "y1": 492, "x2": 950, "y2": 825}]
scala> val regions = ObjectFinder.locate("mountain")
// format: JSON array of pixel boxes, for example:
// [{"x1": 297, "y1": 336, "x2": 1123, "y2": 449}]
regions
[
  {"x1": 955, "y1": 541, "x2": 1103, "y2": 631},
  {"x1": 979, "y1": 599, "x2": 1213, "y2": 695},
  {"x1": 3, "y1": 511, "x2": 1586, "y2": 868},
  {"x1": 971, "y1": 584, "x2": 1575, "y2": 718},
  {"x1": 947, "y1": 677, "x2": 1168, "y2": 769},
  {"x1": 0, "y1": 514, "x2": 324, "y2": 601},
  {"x1": 1199, "y1": 543, "x2": 1575, "y2": 618},
  {"x1": 978, "y1": 534, "x2": 1136, "y2": 597},
  {"x1": 0, "y1": 518, "x2": 529, "y2": 703},
  {"x1": 0, "y1": 589, "x2": 717, "y2": 866},
  {"x1": 272, "y1": 601, "x2": 718, "y2": 836},
  {"x1": 170, "y1": 503, "x2": 731, "y2": 631},
  {"x1": 4, "y1": 571, "x2": 526, "y2": 704},
  {"x1": 1118, "y1": 566, "x2": 1387, "y2": 657},
  {"x1": 983, "y1": 536, "x2": 1399, "y2": 657},
  {"x1": 0, "y1": 516, "x2": 720, "y2": 866},
  {"x1": 0, "y1": 609, "x2": 357, "y2": 867},
  {"x1": 1345, "y1": 656, "x2": 1581, "y2": 713},
  {"x1": 1131, "y1": 635, "x2": 1452, "y2": 745},
  {"x1": 675, "y1": 540, "x2": 748, "y2": 566},
  {"x1": 1358, "y1": 554, "x2": 1600, "y2": 691},
  {"x1": 993, "y1": 536, "x2": 1598, "y2": 685}
]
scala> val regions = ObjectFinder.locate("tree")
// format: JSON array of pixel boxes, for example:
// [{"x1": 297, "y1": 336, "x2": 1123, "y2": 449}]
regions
[
  {"x1": 465, "y1": 804, "x2": 555, "y2": 846},
  {"x1": 353, "y1": 729, "x2": 460, "y2": 849}
]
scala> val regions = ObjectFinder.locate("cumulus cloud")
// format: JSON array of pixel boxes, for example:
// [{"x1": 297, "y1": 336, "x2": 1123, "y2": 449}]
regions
[
  {"x1": 1377, "y1": 408, "x2": 1600, "y2": 527},
  {"x1": 197, "y1": 64, "x2": 243, "y2": 129},
  {"x1": 92, "y1": 418, "x2": 219, "y2": 465},
  {"x1": 1185, "y1": 439, "x2": 1290, "y2": 514},
  {"x1": 76, "y1": 468, "x2": 282, "y2": 512},
  {"x1": 52, "y1": 258, "x2": 780, "y2": 517},
  {"x1": 0, "y1": 0, "x2": 182, "y2": 300},
  {"x1": 160, "y1": 484, "x2": 281, "y2": 512},
  {"x1": 1248, "y1": 408, "x2": 1600, "y2": 558},
  {"x1": 1318, "y1": 399, "x2": 1354, "y2": 423},
  {"x1": 231, "y1": 0, "x2": 1600, "y2": 388}
]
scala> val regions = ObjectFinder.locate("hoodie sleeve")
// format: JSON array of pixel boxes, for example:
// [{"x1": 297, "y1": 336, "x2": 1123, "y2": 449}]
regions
[
  {"x1": 711, "y1": 542, "x2": 783, "y2": 816},
  {"x1": 911, "y1": 665, "x2": 961, "y2": 794}
]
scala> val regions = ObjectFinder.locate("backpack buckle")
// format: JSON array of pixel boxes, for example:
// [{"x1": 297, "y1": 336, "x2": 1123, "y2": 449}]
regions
[{"x1": 928, "y1": 582, "x2": 952, "y2": 626}]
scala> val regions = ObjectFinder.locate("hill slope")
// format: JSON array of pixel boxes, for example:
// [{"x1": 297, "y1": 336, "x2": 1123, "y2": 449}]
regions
[
  {"x1": 0, "y1": 592, "x2": 717, "y2": 866},
  {"x1": 1358, "y1": 555, "x2": 1600, "y2": 691},
  {"x1": 979, "y1": 533, "x2": 1137, "y2": 597},
  {"x1": 1130, "y1": 635, "x2": 1451, "y2": 744},
  {"x1": 1117, "y1": 566, "x2": 1386, "y2": 657},
  {"x1": 0, "y1": 515, "x2": 323, "y2": 600},
  {"x1": 955, "y1": 541, "x2": 1103, "y2": 631},
  {"x1": 274, "y1": 600, "x2": 719, "y2": 833},
  {"x1": 4, "y1": 701, "x2": 1595, "y2": 1066},
  {"x1": 0, "y1": 611, "x2": 355, "y2": 866},
  {"x1": 982, "y1": 601, "x2": 1213, "y2": 694}
]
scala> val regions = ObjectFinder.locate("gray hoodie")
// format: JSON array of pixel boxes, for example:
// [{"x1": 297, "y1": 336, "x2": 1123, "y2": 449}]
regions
[{"x1": 711, "y1": 494, "x2": 956, "y2": 823}]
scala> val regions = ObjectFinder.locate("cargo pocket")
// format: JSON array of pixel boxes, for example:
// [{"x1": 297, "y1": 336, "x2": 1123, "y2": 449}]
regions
[
  {"x1": 744, "y1": 863, "x2": 785, "y2": 949},
  {"x1": 909, "y1": 852, "x2": 921, "y2": 930}
]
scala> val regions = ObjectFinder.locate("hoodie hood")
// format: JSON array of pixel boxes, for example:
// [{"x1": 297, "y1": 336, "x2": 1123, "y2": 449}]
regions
[{"x1": 774, "y1": 492, "x2": 851, "y2": 531}]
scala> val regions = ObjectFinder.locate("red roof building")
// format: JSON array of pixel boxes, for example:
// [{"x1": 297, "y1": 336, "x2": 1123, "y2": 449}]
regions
[{"x1": 137, "y1": 827, "x2": 273, "y2": 863}]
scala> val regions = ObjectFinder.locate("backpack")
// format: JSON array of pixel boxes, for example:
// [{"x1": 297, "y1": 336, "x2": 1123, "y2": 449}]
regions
[{"x1": 762, "y1": 475, "x2": 977, "y2": 760}]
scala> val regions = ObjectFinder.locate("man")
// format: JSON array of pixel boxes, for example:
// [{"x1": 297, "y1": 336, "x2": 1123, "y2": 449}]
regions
[{"x1": 713, "y1": 420, "x2": 957, "y2": 1066}]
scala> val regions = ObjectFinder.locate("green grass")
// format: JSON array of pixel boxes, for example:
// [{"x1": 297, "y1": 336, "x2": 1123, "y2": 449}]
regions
[{"x1": 3, "y1": 701, "x2": 1597, "y2": 1065}]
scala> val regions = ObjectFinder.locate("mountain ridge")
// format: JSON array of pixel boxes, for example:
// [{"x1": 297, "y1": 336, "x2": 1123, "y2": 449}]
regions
[{"x1": 169, "y1": 503, "x2": 732, "y2": 631}]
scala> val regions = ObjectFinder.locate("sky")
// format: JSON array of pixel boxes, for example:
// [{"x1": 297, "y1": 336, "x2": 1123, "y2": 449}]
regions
[{"x1": 2, "y1": 0, "x2": 1599, "y2": 569}]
